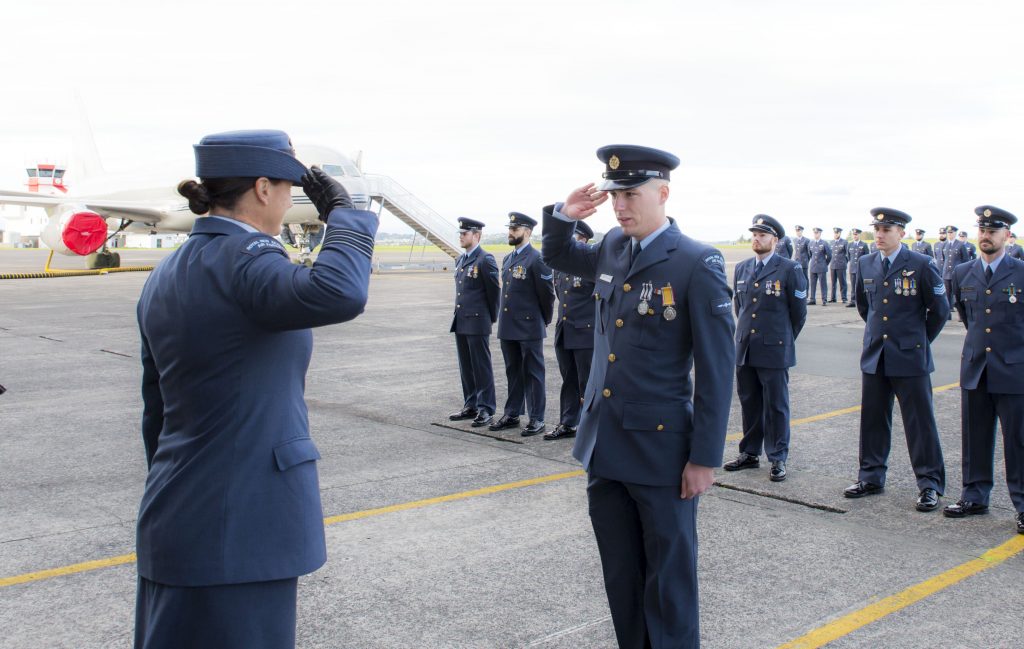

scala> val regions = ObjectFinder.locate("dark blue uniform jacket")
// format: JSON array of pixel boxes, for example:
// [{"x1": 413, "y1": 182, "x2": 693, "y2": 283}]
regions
[
  {"x1": 497, "y1": 245, "x2": 555, "y2": 340},
  {"x1": 555, "y1": 269, "x2": 597, "y2": 350},
  {"x1": 855, "y1": 247, "x2": 949, "y2": 377},
  {"x1": 952, "y1": 255, "x2": 1024, "y2": 393},
  {"x1": 136, "y1": 209, "x2": 376, "y2": 586},
  {"x1": 542, "y1": 209, "x2": 735, "y2": 486},
  {"x1": 734, "y1": 255, "x2": 807, "y2": 368},
  {"x1": 451, "y1": 246, "x2": 500, "y2": 336}
]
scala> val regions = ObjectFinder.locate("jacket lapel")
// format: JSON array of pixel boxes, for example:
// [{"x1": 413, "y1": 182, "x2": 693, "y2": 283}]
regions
[
  {"x1": 990, "y1": 256, "x2": 1015, "y2": 288},
  {"x1": 885, "y1": 247, "x2": 910, "y2": 280},
  {"x1": 627, "y1": 223, "x2": 680, "y2": 280}
]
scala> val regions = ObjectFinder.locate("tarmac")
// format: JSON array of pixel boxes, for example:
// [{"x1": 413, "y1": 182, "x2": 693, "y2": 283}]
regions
[{"x1": 1, "y1": 246, "x2": 1022, "y2": 649}]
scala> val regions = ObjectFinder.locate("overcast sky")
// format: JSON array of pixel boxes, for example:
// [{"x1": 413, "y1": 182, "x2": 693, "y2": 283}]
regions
[{"x1": 2, "y1": 0, "x2": 1023, "y2": 241}]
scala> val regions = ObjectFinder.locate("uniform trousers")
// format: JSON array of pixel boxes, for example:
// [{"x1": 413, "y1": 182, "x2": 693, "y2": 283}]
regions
[
  {"x1": 800, "y1": 264, "x2": 809, "y2": 285},
  {"x1": 809, "y1": 272, "x2": 828, "y2": 303},
  {"x1": 829, "y1": 269, "x2": 848, "y2": 302},
  {"x1": 858, "y1": 358, "x2": 945, "y2": 492},
  {"x1": 455, "y1": 333, "x2": 496, "y2": 415},
  {"x1": 945, "y1": 280, "x2": 956, "y2": 315},
  {"x1": 736, "y1": 365, "x2": 791, "y2": 462},
  {"x1": 960, "y1": 371, "x2": 1024, "y2": 512},
  {"x1": 499, "y1": 338, "x2": 546, "y2": 421},
  {"x1": 554, "y1": 342, "x2": 593, "y2": 427},
  {"x1": 588, "y1": 471, "x2": 700, "y2": 649},
  {"x1": 135, "y1": 576, "x2": 298, "y2": 649},
  {"x1": 848, "y1": 272, "x2": 859, "y2": 304}
]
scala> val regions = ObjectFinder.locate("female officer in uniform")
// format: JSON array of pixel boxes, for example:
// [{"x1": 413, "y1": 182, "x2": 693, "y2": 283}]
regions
[{"x1": 134, "y1": 130, "x2": 378, "y2": 649}]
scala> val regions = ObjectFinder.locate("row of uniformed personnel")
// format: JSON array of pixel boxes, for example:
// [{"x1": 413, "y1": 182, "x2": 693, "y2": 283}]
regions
[{"x1": 725, "y1": 207, "x2": 1024, "y2": 538}]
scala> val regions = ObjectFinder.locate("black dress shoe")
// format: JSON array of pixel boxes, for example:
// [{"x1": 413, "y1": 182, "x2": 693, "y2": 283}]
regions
[
  {"x1": 521, "y1": 420, "x2": 546, "y2": 437},
  {"x1": 723, "y1": 453, "x2": 760, "y2": 471},
  {"x1": 807, "y1": 299, "x2": 816, "y2": 305},
  {"x1": 844, "y1": 481, "x2": 884, "y2": 498},
  {"x1": 1016, "y1": 512, "x2": 1024, "y2": 534},
  {"x1": 916, "y1": 488, "x2": 940, "y2": 512},
  {"x1": 470, "y1": 412, "x2": 493, "y2": 427},
  {"x1": 488, "y1": 415, "x2": 520, "y2": 431},
  {"x1": 448, "y1": 408, "x2": 478, "y2": 421},
  {"x1": 846, "y1": 302, "x2": 856, "y2": 308},
  {"x1": 544, "y1": 424, "x2": 576, "y2": 440},
  {"x1": 770, "y1": 461, "x2": 787, "y2": 482},
  {"x1": 942, "y1": 500, "x2": 989, "y2": 518}
]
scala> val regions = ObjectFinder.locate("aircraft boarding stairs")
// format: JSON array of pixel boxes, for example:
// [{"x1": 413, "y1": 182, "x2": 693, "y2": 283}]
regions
[{"x1": 364, "y1": 174, "x2": 461, "y2": 259}]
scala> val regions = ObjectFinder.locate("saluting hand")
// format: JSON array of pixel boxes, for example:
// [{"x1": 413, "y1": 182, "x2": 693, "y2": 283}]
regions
[
  {"x1": 563, "y1": 183, "x2": 608, "y2": 220},
  {"x1": 680, "y1": 462, "x2": 715, "y2": 500},
  {"x1": 301, "y1": 166, "x2": 353, "y2": 223}
]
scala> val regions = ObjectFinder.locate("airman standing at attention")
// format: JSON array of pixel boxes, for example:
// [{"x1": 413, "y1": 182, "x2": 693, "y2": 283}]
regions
[
  {"x1": 793, "y1": 225, "x2": 810, "y2": 283},
  {"x1": 847, "y1": 228, "x2": 869, "y2": 308},
  {"x1": 807, "y1": 227, "x2": 831, "y2": 305},
  {"x1": 943, "y1": 225, "x2": 971, "y2": 317},
  {"x1": 724, "y1": 215, "x2": 807, "y2": 482},
  {"x1": 448, "y1": 218, "x2": 500, "y2": 428},
  {"x1": 934, "y1": 227, "x2": 948, "y2": 270},
  {"x1": 959, "y1": 230, "x2": 977, "y2": 261},
  {"x1": 829, "y1": 227, "x2": 849, "y2": 303},
  {"x1": 1006, "y1": 232, "x2": 1024, "y2": 260},
  {"x1": 546, "y1": 221, "x2": 597, "y2": 441},
  {"x1": 774, "y1": 231, "x2": 793, "y2": 259},
  {"x1": 945, "y1": 205, "x2": 1024, "y2": 535},
  {"x1": 489, "y1": 212, "x2": 555, "y2": 437},
  {"x1": 542, "y1": 144, "x2": 735, "y2": 649},
  {"x1": 845, "y1": 208, "x2": 948, "y2": 512},
  {"x1": 912, "y1": 228, "x2": 933, "y2": 257}
]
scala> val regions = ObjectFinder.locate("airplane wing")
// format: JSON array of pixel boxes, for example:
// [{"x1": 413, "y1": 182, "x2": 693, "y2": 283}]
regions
[{"x1": 0, "y1": 191, "x2": 173, "y2": 226}]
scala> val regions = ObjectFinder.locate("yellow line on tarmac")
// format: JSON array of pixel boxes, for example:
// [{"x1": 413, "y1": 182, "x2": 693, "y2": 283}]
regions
[
  {"x1": 322, "y1": 469, "x2": 584, "y2": 525},
  {"x1": 725, "y1": 381, "x2": 960, "y2": 442},
  {"x1": 0, "y1": 470, "x2": 584, "y2": 589},
  {"x1": 0, "y1": 553, "x2": 137, "y2": 588},
  {"x1": 776, "y1": 534, "x2": 1024, "y2": 648}
]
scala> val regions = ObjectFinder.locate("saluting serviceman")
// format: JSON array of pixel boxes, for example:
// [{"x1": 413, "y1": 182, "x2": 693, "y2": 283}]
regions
[
  {"x1": 945, "y1": 206, "x2": 1024, "y2": 535},
  {"x1": 912, "y1": 228, "x2": 933, "y2": 257},
  {"x1": 448, "y1": 217, "x2": 500, "y2": 428},
  {"x1": 958, "y1": 230, "x2": 977, "y2": 261},
  {"x1": 829, "y1": 227, "x2": 849, "y2": 303},
  {"x1": 807, "y1": 227, "x2": 831, "y2": 305},
  {"x1": 546, "y1": 221, "x2": 597, "y2": 441},
  {"x1": 1006, "y1": 232, "x2": 1024, "y2": 260},
  {"x1": 845, "y1": 207, "x2": 948, "y2": 512},
  {"x1": 135, "y1": 130, "x2": 377, "y2": 648},
  {"x1": 943, "y1": 225, "x2": 971, "y2": 316},
  {"x1": 724, "y1": 215, "x2": 807, "y2": 482},
  {"x1": 847, "y1": 228, "x2": 869, "y2": 308},
  {"x1": 793, "y1": 225, "x2": 810, "y2": 283},
  {"x1": 542, "y1": 145, "x2": 735, "y2": 649},
  {"x1": 774, "y1": 231, "x2": 794, "y2": 259},
  {"x1": 490, "y1": 212, "x2": 555, "y2": 437}
]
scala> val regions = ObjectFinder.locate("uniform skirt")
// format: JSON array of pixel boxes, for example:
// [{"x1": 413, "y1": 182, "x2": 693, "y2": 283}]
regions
[{"x1": 134, "y1": 576, "x2": 298, "y2": 649}]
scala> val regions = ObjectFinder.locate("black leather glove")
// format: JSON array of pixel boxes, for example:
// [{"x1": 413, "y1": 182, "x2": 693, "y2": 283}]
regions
[{"x1": 301, "y1": 166, "x2": 353, "y2": 223}]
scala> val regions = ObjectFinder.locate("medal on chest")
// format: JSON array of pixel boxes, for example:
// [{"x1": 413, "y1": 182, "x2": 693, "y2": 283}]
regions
[
  {"x1": 1005, "y1": 283, "x2": 1019, "y2": 304},
  {"x1": 638, "y1": 281, "x2": 654, "y2": 315},
  {"x1": 894, "y1": 270, "x2": 916, "y2": 296},
  {"x1": 661, "y1": 283, "x2": 677, "y2": 321},
  {"x1": 471, "y1": 264, "x2": 479, "y2": 279},
  {"x1": 512, "y1": 265, "x2": 526, "y2": 280},
  {"x1": 766, "y1": 279, "x2": 782, "y2": 297},
  {"x1": 572, "y1": 275, "x2": 582, "y2": 288}
]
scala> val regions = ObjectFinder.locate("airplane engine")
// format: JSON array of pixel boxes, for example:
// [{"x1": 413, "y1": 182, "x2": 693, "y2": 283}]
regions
[{"x1": 41, "y1": 209, "x2": 109, "y2": 256}]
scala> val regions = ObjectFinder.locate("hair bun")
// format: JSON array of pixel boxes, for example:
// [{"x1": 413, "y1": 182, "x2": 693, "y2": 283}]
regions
[{"x1": 177, "y1": 179, "x2": 211, "y2": 214}]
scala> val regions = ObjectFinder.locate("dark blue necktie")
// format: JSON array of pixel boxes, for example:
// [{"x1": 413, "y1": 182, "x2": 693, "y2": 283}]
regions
[
  {"x1": 754, "y1": 260, "x2": 765, "y2": 276},
  {"x1": 985, "y1": 265, "x2": 993, "y2": 283},
  {"x1": 882, "y1": 258, "x2": 890, "y2": 276}
]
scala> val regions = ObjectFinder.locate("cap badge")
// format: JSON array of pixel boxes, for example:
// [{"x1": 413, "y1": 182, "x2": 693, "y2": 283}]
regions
[
  {"x1": 757, "y1": 218, "x2": 764, "y2": 225},
  {"x1": 510, "y1": 215, "x2": 516, "y2": 223},
  {"x1": 984, "y1": 209, "x2": 992, "y2": 217},
  {"x1": 608, "y1": 155, "x2": 620, "y2": 170},
  {"x1": 876, "y1": 214, "x2": 884, "y2": 220}
]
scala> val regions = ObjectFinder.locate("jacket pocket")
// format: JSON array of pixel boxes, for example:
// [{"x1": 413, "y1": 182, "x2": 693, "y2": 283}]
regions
[
  {"x1": 273, "y1": 437, "x2": 321, "y2": 472},
  {"x1": 622, "y1": 400, "x2": 692, "y2": 433}
]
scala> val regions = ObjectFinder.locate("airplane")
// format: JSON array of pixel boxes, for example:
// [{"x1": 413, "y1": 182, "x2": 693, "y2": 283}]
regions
[{"x1": 0, "y1": 120, "x2": 371, "y2": 269}]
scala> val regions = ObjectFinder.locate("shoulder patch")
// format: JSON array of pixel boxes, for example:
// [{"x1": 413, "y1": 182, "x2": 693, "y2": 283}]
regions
[
  {"x1": 241, "y1": 236, "x2": 286, "y2": 255},
  {"x1": 710, "y1": 297, "x2": 732, "y2": 314},
  {"x1": 703, "y1": 253, "x2": 725, "y2": 271}
]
